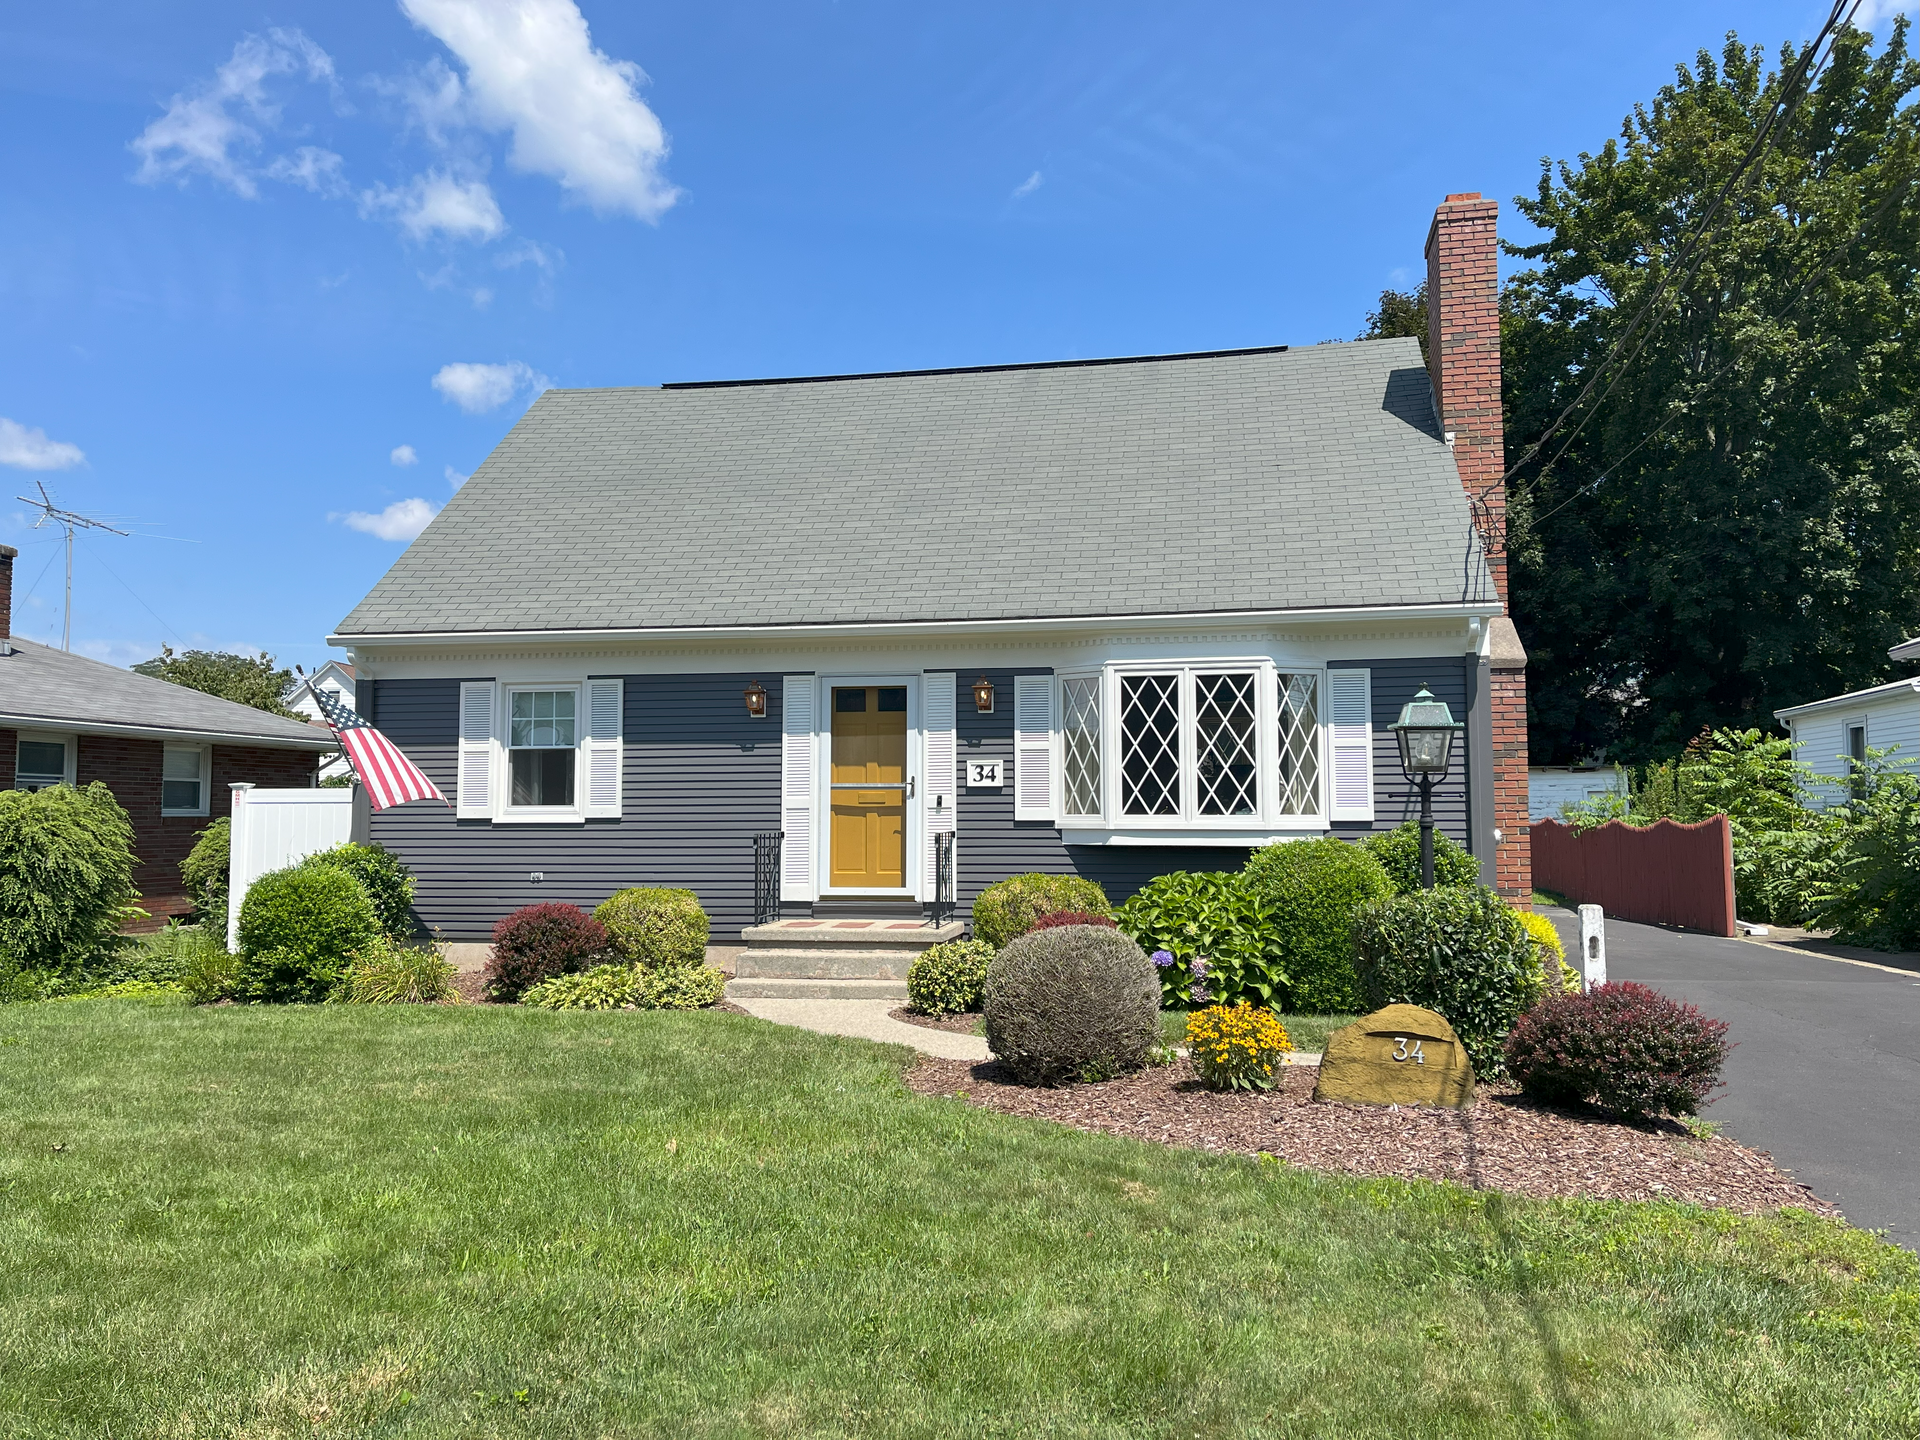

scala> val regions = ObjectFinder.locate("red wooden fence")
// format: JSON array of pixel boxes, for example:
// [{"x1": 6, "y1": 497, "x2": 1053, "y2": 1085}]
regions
[{"x1": 1530, "y1": 815, "x2": 1736, "y2": 937}]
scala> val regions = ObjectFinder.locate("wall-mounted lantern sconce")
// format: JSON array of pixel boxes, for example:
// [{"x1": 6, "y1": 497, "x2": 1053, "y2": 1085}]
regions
[
  {"x1": 972, "y1": 676, "x2": 995, "y2": 713},
  {"x1": 743, "y1": 680, "x2": 768, "y2": 718}
]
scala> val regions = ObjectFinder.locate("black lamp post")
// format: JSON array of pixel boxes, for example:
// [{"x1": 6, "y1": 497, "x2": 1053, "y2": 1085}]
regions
[{"x1": 1390, "y1": 686, "x2": 1464, "y2": 889}]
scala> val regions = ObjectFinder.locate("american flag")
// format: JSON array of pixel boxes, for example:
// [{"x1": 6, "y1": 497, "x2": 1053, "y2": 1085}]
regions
[{"x1": 307, "y1": 683, "x2": 449, "y2": 812}]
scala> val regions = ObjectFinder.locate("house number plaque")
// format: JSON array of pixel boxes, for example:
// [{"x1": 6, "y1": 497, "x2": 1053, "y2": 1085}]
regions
[
  {"x1": 1312, "y1": 1004, "x2": 1474, "y2": 1109},
  {"x1": 965, "y1": 759, "x2": 1004, "y2": 789}
]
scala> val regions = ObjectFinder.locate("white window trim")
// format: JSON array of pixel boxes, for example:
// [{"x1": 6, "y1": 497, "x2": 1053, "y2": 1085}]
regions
[
  {"x1": 160, "y1": 743, "x2": 211, "y2": 817},
  {"x1": 494, "y1": 680, "x2": 589, "y2": 824},
  {"x1": 14, "y1": 730, "x2": 77, "y2": 791},
  {"x1": 1056, "y1": 658, "x2": 1329, "y2": 837}
]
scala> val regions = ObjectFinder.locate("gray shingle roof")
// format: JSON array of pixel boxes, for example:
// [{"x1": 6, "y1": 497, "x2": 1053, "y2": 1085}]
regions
[
  {"x1": 335, "y1": 338, "x2": 1490, "y2": 638},
  {"x1": 0, "y1": 639, "x2": 335, "y2": 747}
]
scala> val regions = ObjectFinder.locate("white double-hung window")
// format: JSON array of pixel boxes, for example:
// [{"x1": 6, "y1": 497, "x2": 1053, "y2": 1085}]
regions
[
  {"x1": 457, "y1": 677, "x2": 624, "y2": 823},
  {"x1": 508, "y1": 687, "x2": 579, "y2": 810},
  {"x1": 161, "y1": 746, "x2": 209, "y2": 815},
  {"x1": 1053, "y1": 662, "x2": 1336, "y2": 834}
]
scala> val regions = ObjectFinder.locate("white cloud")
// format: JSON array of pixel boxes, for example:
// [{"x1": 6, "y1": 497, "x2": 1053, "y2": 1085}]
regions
[
  {"x1": 446, "y1": 465, "x2": 470, "y2": 489},
  {"x1": 1011, "y1": 170, "x2": 1043, "y2": 199},
  {"x1": 431, "y1": 360, "x2": 550, "y2": 413},
  {"x1": 361, "y1": 169, "x2": 506, "y2": 241},
  {"x1": 129, "y1": 29, "x2": 336, "y2": 198},
  {"x1": 265, "y1": 145, "x2": 347, "y2": 196},
  {"x1": 390, "y1": 444, "x2": 419, "y2": 466},
  {"x1": 399, "y1": 0, "x2": 678, "y2": 222},
  {"x1": 1854, "y1": 1, "x2": 1918, "y2": 21},
  {"x1": 0, "y1": 418, "x2": 86, "y2": 470},
  {"x1": 339, "y1": 497, "x2": 438, "y2": 541}
]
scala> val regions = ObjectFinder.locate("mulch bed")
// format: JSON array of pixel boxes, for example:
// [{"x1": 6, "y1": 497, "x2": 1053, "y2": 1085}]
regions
[
  {"x1": 890, "y1": 1007, "x2": 985, "y2": 1035},
  {"x1": 905, "y1": 1057, "x2": 1839, "y2": 1217}
]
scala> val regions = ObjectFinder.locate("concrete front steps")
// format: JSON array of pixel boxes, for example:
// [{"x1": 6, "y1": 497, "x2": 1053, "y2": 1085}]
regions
[{"x1": 725, "y1": 916, "x2": 965, "y2": 1001}]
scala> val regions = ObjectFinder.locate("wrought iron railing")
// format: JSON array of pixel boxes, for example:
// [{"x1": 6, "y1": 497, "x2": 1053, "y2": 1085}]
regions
[
  {"x1": 930, "y1": 830, "x2": 955, "y2": 927},
  {"x1": 752, "y1": 832, "x2": 782, "y2": 925}
]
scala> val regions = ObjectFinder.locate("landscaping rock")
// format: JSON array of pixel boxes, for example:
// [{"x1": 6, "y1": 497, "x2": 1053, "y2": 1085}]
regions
[{"x1": 1312, "y1": 1004, "x2": 1473, "y2": 1109}]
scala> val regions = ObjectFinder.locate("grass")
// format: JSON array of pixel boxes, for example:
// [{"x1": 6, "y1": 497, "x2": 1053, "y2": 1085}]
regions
[
  {"x1": 1533, "y1": 889, "x2": 1573, "y2": 910},
  {"x1": 0, "y1": 998, "x2": 1914, "y2": 1439}
]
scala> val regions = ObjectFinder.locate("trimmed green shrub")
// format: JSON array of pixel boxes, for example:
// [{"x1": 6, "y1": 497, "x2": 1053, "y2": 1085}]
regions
[
  {"x1": 1028, "y1": 911, "x2": 1117, "y2": 933},
  {"x1": 1352, "y1": 884, "x2": 1544, "y2": 1077},
  {"x1": 1241, "y1": 837, "x2": 1394, "y2": 1013},
  {"x1": 334, "y1": 936, "x2": 456, "y2": 1004},
  {"x1": 301, "y1": 842, "x2": 416, "y2": 938},
  {"x1": 234, "y1": 865, "x2": 381, "y2": 1003},
  {"x1": 522, "y1": 961, "x2": 726, "y2": 1011},
  {"x1": 181, "y1": 817, "x2": 230, "y2": 924},
  {"x1": 982, "y1": 925, "x2": 1159, "y2": 1085},
  {"x1": 1361, "y1": 822, "x2": 1480, "y2": 894},
  {"x1": 0, "y1": 782, "x2": 139, "y2": 983},
  {"x1": 906, "y1": 938, "x2": 995, "y2": 1016},
  {"x1": 1505, "y1": 982, "x2": 1731, "y2": 1118},
  {"x1": 594, "y1": 887, "x2": 710, "y2": 969},
  {"x1": 1515, "y1": 908, "x2": 1580, "y2": 994},
  {"x1": 1114, "y1": 871, "x2": 1285, "y2": 1009},
  {"x1": 485, "y1": 903, "x2": 608, "y2": 1001},
  {"x1": 971, "y1": 873, "x2": 1110, "y2": 948},
  {"x1": 178, "y1": 933, "x2": 241, "y2": 1005}
]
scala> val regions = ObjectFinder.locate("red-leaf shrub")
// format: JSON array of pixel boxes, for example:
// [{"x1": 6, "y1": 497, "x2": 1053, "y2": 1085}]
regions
[
  {"x1": 485, "y1": 903, "x2": 608, "y2": 1001},
  {"x1": 1503, "y1": 981, "x2": 1731, "y2": 1119},
  {"x1": 1028, "y1": 911, "x2": 1118, "y2": 933}
]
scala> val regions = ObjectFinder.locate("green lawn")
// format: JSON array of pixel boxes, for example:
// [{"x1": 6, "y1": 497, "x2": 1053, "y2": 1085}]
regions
[{"x1": 0, "y1": 998, "x2": 1913, "y2": 1438}]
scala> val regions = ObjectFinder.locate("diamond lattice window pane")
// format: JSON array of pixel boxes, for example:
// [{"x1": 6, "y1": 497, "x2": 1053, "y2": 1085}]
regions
[
  {"x1": 1195, "y1": 673, "x2": 1258, "y2": 816},
  {"x1": 1062, "y1": 676, "x2": 1102, "y2": 817},
  {"x1": 1120, "y1": 674, "x2": 1181, "y2": 816},
  {"x1": 1276, "y1": 672, "x2": 1321, "y2": 815}
]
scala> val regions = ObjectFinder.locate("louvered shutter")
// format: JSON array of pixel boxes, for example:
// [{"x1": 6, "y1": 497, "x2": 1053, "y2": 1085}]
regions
[
  {"x1": 456, "y1": 681, "x2": 496, "y2": 819},
  {"x1": 922, "y1": 673, "x2": 957, "y2": 894},
  {"x1": 583, "y1": 678, "x2": 624, "y2": 818},
  {"x1": 1328, "y1": 668, "x2": 1374, "y2": 821},
  {"x1": 1013, "y1": 674, "x2": 1055, "y2": 822},
  {"x1": 780, "y1": 676, "x2": 817, "y2": 900}
]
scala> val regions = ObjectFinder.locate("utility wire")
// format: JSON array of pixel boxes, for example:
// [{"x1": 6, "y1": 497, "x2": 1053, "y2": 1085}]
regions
[{"x1": 75, "y1": 532, "x2": 186, "y2": 647}]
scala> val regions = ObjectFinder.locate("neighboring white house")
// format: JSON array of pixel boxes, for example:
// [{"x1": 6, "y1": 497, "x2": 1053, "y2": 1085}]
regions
[
  {"x1": 1528, "y1": 765, "x2": 1628, "y2": 821},
  {"x1": 289, "y1": 660, "x2": 354, "y2": 781},
  {"x1": 1774, "y1": 640, "x2": 1920, "y2": 809}
]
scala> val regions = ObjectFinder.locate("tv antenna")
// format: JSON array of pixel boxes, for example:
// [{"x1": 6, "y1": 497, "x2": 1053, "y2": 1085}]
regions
[{"x1": 15, "y1": 481, "x2": 129, "y2": 651}]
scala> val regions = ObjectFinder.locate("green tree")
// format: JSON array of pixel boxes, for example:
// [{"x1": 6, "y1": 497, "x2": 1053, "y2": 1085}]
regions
[
  {"x1": 1501, "y1": 23, "x2": 1920, "y2": 764},
  {"x1": 1357, "y1": 282, "x2": 1428, "y2": 360},
  {"x1": 133, "y1": 645, "x2": 298, "y2": 717}
]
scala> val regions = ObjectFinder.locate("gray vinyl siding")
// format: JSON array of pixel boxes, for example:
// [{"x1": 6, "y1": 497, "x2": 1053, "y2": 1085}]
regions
[{"x1": 1329, "y1": 657, "x2": 1475, "y2": 851}]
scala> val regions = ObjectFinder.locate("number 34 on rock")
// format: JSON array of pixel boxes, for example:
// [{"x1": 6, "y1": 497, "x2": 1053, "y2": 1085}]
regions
[{"x1": 1312, "y1": 1004, "x2": 1474, "y2": 1109}]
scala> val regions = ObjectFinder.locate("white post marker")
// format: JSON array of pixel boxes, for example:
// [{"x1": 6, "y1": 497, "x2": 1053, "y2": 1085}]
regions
[{"x1": 1579, "y1": 904, "x2": 1607, "y2": 991}]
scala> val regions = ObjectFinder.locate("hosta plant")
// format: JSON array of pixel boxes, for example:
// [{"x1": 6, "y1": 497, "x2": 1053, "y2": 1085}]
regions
[{"x1": 1115, "y1": 871, "x2": 1285, "y2": 1009}]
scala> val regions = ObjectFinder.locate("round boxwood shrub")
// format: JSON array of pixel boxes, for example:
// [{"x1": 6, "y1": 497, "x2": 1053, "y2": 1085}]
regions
[
  {"x1": 1242, "y1": 837, "x2": 1394, "y2": 1014},
  {"x1": 971, "y1": 873, "x2": 1110, "y2": 948},
  {"x1": 906, "y1": 938, "x2": 995, "y2": 1016},
  {"x1": 235, "y1": 864, "x2": 380, "y2": 1003},
  {"x1": 486, "y1": 903, "x2": 608, "y2": 1001},
  {"x1": 982, "y1": 925, "x2": 1159, "y2": 1086},
  {"x1": 1352, "y1": 884, "x2": 1543, "y2": 1077},
  {"x1": 1114, "y1": 871, "x2": 1285, "y2": 1009},
  {"x1": 1505, "y1": 981, "x2": 1731, "y2": 1119},
  {"x1": 1361, "y1": 821, "x2": 1480, "y2": 894},
  {"x1": 0, "y1": 781, "x2": 138, "y2": 984},
  {"x1": 594, "y1": 887, "x2": 709, "y2": 969},
  {"x1": 301, "y1": 842, "x2": 416, "y2": 938},
  {"x1": 1028, "y1": 910, "x2": 1117, "y2": 934},
  {"x1": 181, "y1": 817, "x2": 230, "y2": 925}
]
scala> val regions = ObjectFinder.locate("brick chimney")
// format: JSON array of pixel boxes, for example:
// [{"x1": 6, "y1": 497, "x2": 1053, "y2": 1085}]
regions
[
  {"x1": 0, "y1": 543, "x2": 14, "y2": 645},
  {"x1": 1426, "y1": 193, "x2": 1530, "y2": 902}
]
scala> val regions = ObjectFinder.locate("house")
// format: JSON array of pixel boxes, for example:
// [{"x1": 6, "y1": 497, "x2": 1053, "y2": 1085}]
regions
[
  {"x1": 0, "y1": 547, "x2": 335, "y2": 925},
  {"x1": 1528, "y1": 765, "x2": 1628, "y2": 822},
  {"x1": 1774, "y1": 636, "x2": 1920, "y2": 808},
  {"x1": 288, "y1": 660, "x2": 355, "y2": 781},
  {"x1": 329, "y1": 192, "x2": 1532, "y2": 940}
]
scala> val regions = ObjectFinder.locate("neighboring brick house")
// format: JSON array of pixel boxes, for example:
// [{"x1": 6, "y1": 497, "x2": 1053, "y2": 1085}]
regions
[
  {"x1": 0, "y1": 547, "x2": 335, "y2": 926},
  {"x1": 330, "y1": 191, "x2": 1534, "y2": 940}
]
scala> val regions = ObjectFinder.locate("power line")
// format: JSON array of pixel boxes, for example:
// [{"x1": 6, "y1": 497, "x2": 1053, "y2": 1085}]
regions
[{"x1": 75, "y1": 532, "x2": 185, "y2": 647}]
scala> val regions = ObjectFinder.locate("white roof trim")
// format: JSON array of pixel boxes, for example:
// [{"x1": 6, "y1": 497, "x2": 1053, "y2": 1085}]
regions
[
  {"x1": 1773, "y1": 677, "x2": 1920, "y2": 723},
  {"x1": 0, "y1": 712, "x2": 336, "y2": 750},
  {"x1": 1889, "y1": 636, "x2": 1920, "y2": 663}
]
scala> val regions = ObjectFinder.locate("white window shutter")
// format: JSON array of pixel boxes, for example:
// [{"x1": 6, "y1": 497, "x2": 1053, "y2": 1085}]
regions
[
  {"x1": 584, "y1": 678, "x2": 624, "y2": 818},
  {"x1": 1328, "y1": 668, "x2": 1374, "y2": 821},
  {"x1": 780, "y1": 676, "x2": 817, "y2": 901},
  {"x1": 1013, "y1": 674, "x2": 1055, "y2": 823},
  {"x1": 457, "y1": 681, "x2": 495, "y2": 819},
  {"x1": 922, "y1": 673, "x2": 957, "y2": 894}
]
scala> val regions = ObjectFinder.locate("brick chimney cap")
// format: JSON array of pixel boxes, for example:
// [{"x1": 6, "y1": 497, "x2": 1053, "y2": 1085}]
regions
[
  {"x1": 1443, "y1": 192, "x2": 1485, "y2": 202},
  {"x1": 0, "y1": 544, "x2": 16, "y2": 560}
]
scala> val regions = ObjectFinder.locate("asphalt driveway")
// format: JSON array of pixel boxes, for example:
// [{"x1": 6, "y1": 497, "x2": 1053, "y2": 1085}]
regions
[{"x1": 1545, "y1": 908, "x2": 1919, "y2": 1249}]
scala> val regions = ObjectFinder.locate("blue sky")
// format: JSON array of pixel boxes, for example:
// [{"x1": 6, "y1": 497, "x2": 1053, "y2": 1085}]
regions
[{"x1": 0, "y1": 0, "x2": 1902, "y2": 672}]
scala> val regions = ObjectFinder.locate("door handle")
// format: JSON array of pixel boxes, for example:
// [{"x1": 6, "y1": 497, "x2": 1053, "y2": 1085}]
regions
[{"x1": 908, "y1": 776, "x2": 916, "y2": 798}]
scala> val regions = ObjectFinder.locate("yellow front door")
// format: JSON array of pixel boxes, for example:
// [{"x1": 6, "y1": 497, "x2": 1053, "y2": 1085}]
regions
[{"x1": 829, "y1": 685, "x2": 908, "y2": 889}]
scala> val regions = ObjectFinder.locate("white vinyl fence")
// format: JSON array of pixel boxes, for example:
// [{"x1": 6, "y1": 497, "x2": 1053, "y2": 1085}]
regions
[{"x1": 226, "y1": 784, "x2": 355, "y2": 951}]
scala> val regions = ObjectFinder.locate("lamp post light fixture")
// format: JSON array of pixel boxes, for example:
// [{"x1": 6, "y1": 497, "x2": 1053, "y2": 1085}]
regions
[
  {"x1": 1389, "y1": 685, "x2": 1464, "y2": 889},
  {"x1": 743, "y1": 680, "x2": 768, "y2": 718},
  {"x1": 972, "y1": 676, "x2": 995, "y2": 713}
]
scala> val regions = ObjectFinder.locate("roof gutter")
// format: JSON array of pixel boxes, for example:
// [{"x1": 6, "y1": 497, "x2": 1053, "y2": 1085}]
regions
[
  {"x1": 330, "y1": 600, "x2": 1504, "y2": 650},
  {"x1": 0, "y1": 712, "x2": 338, "y2": 750},
  {"x1": 1772, "y1": 677, "x2": 1920, "y2": 723}
]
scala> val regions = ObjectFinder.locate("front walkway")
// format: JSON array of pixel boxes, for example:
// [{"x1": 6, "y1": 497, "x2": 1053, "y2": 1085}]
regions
[
  {"x1": 731, "y1": 997, "x2": 991, "y2": 1061},
  {"x1": 1545, "y1": 907, "x2": 1920, "y2": 1249}
]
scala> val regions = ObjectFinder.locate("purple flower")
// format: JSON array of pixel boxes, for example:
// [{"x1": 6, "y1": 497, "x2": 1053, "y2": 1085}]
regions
[
  {"x1": 1152, "y1": 950, "x2": 1176, "y2": 968},
  {"x1": 1190, "y1": 957, "x2": 1211, "y2": 978}
]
